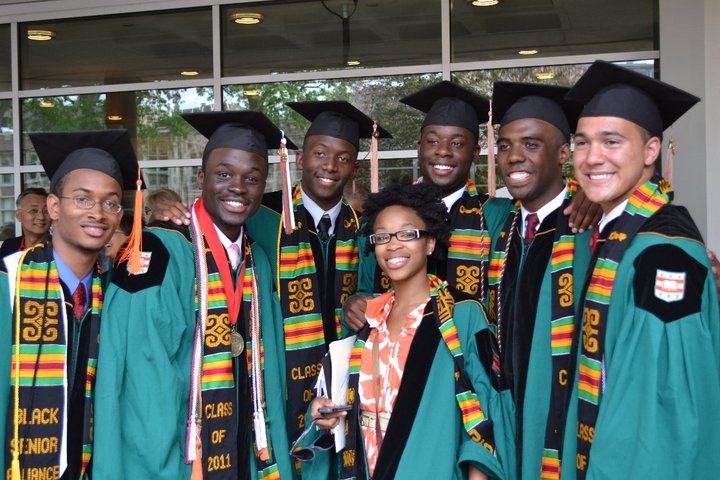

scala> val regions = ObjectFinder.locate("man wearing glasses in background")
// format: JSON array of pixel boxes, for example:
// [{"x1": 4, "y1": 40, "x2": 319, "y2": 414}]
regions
[{"x1": 0, "y1": 188, "x2": 51, "y2": 261}]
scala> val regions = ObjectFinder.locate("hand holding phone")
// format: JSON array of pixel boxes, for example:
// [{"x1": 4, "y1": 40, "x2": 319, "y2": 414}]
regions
[{"x1": 318, "y1": 405, "x2": 353, "y2": 415}]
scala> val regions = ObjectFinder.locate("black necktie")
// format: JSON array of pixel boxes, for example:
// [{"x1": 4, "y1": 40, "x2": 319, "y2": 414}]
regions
[{"x1": 317, "y1": 214, "x2": 331, "y2": 244}]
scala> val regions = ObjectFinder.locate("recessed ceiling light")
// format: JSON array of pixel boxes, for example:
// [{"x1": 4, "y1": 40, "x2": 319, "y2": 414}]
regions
[
  {"x1": 181, "y1": 70, "x2": 199, "y2": 76},
  {"x1": 535, "y1": 72, "x2": 555, "y2": 80},
  {"x1": 27, "y1": 29, "x2": 55, "y2": 41},
  {"x1": 107, "y1": 115, "x2": 123, "y2": 121},
  {"x1": 518, "y1": 49, "x2": 539, "y2": 55},
  {"x1": 230, "y1": 13, "x2": 264, "y2": 25},
  {"x1": 243, "y1": 89, "x2": 260, "y2": 96},
  {"x1": 346, "y1": 60, "x2": 361, "y2": 66},
  {"x1": 472, "y1": 0, "x2": 499, "y2": 6},
  {"x1": 39, "y1": 101, "x2": 55, "y2": 108}
]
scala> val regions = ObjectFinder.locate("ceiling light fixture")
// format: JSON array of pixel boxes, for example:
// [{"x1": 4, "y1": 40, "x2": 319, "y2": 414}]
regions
[
  {"x1": 535, "y1": 72, "x2": 555, "y2": 80},
  {"x1": 230, "y1": 13, "x2": 264, "y2": 25},
  {"x1": 107, "y1": 115, "x2": 123, "y2": 121},
  {"x1": 27, "y1": 29, "x2": 56, "y2": 41},
  {"x1": 181, "y1": 70, "x2": 200, "y2": 76},
  {"x1": 346, "y1": 60, "x2": 361, "y2": 66},
  {"x1": 38, "y1": 101, "x2": 55, "y2": 108},
  {"x1": 518, "y1": 49, "x2": 539, "y2": 55},
  {"x1": 472, "y1": 0, "x2": 499, "y2": 6},
  {"x1": 243, "y1": 89, "x2": 260, "y2": 96}
]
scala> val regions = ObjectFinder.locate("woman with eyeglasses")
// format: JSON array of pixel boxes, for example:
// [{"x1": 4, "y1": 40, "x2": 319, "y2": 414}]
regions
[{"x1": 295, "y1": 181, "x2": 511, "y2": 480}]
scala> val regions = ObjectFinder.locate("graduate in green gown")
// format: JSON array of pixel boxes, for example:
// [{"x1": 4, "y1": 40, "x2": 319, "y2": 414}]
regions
[
  {"x1": 93, "y1": 111, "x2": 295, "y2": 480},
  {"x1": 1, "y1": 130, "x2": 137, "y2": 480},
  {"x1": 245, "y1": 101, "x2": 391, "y2": 447},
  {"x1": 486, "y1": 82, "x2": 592, "y2": 479},
  {"x1": 299, "y1": 182, "x2": 511, "y2": 479},
  {"x1": 344, "y1": 81, "x2": 515, "y2": 331},
  {"x1": 557, "y1": 60, "x2": 720, "y2": 478}
]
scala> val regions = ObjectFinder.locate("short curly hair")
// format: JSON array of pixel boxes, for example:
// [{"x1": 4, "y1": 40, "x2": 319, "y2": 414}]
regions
[{"x1": 361, "y1": 179, "x2": 450, "y2": 262}]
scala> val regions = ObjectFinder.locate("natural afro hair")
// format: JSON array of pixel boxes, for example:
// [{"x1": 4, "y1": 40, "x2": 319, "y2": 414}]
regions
[{"x1": 361, "y1": 179, "x2": 450, "y2": 263}]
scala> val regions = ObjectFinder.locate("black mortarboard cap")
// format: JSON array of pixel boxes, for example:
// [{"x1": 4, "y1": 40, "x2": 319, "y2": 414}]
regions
[
  {"x1": 29, "y1": 129, "x2": 141, "y2": 192},
  {"x1": 400, "y1": 80, "x2": 490, "y2": 138},
  {"x1": 182, "y1": 110, "x2": 297, "y2": 161},
  {"x1": 286, "y1": 101, "x2": 392, "y2": 151},
  {"x1": 492, "y1": 82, "x2": 582, "y2": 141},
  {"x1": 565, "y1": 60, "x2": 700, "y2": 137}
]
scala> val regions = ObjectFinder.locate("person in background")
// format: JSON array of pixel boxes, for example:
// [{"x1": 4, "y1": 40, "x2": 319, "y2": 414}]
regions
[
  {"x1": 144, "y1": 187, "x2": 183, "y2": 223},
  {"x1": 343, "y1": 182, "x2": 370, "y2": 213},
  {"x1": 0, "y1": 187, "x2": 50, "y2": 259}
]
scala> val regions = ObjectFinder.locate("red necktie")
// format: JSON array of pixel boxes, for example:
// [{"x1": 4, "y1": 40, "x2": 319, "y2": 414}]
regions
[
  {"x1": 72, "y1": 283, "x2": 86, "y2": 321},
  {"x1": 589, "y1": 227, "x2": 600, "y2": 255},
  {"x1": 524, "y1": 213, "x2": 539, "y2": 245}
]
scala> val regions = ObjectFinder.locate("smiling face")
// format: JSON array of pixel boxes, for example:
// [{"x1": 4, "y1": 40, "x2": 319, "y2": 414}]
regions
[
  {"x1": 373, "y1": 205, "x2": 436, "y2": 286},
  {"x1": 573, "y1": 116, "x2": 659, "y2": 213},
  {"x1": 497, "y1": 118, "x2": 569, "y2": 212},
  {"x1": 47, "y1": 168, "x2": 123, "y2": 254},
  {"x1": 417, "y1": 125, "x2": 480, "y2": 196},
  {"x1": 16, "y1": 193, "x2": 50, "y2": 238},
  {"x1": 296, "y1": 134, "x2": 359, "y2": 211},
  {"x1": 198, "y1": 147, "x2": 268, "y2": 240}
]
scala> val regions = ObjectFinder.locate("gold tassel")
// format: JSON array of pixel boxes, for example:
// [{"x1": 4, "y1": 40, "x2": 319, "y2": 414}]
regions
[
  {"x1": 11, "y1": 452, "x2": 20, "y2": 480},
  {"x1": 486, "y1": 100, "x2": 497, "y2": 197},
  {"x1": 666, "y1": 132, "x2": 675, "y2": 186},
  {"x1": 370, "y1": 122, "x2": 379, "y2": 193},
  {"x1": 116, "y1": 168, "x2": 144, "y2": 274}
]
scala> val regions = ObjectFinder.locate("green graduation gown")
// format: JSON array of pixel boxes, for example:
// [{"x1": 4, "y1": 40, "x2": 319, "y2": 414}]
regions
[
  {"x1": 300, "y1": 292, "x2": 514, "y2": 480},
  {"x1": 559, "y1": 205, "x2": 720, "y2": 479},
  {"x1": 93, "y1": 225, "x2": 294, "y2": 480},
  {"x1": 493, "y1": 202, "x2": 592, "y2": 480},
  {"x1": 0, "y1": 270, "x2": 10, "y2": 477}
]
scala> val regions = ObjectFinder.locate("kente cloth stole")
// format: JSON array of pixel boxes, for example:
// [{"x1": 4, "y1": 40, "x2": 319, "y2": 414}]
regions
[
  {"x1": 339, "y1": 275, "x2": 496, "y2": 480},
  {"x1": 535, "y1": 180, "x2": 579, "y2": 480},
  {"x1": 279, "y1": 184, "x2": 359, "y2": 444},
  {"x1": 6, "y1": 242, "x2": 101, "y2": 480},
  {"x1": 575, "y1": 174, "x2": 671, "y2": 479},
  {"x1": 487, "y1": 200, "x2": 521, "y2": 351},
  {"x1": 186, "y1": 199, "x2": 278, "y2": 480}
]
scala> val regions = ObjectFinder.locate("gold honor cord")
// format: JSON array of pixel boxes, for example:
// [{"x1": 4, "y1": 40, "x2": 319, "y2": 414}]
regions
[{"x1": 11, "y1": 250, "x2": 30, "y2": 480}]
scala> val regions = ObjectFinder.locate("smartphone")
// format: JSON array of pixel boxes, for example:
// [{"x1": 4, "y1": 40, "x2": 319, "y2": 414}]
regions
[{"x1": 318, "y1": 405, "x2": 353, "y2": 415}]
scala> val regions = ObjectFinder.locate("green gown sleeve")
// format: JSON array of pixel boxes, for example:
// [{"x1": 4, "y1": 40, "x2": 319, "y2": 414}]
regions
[
  {"x1": 0, "y1": 271, "x2": 10, "y2": 477},
  {"x1": 93, "y1": 228, "x2": 197, "y2": 480},
  {"x1": 565, "y1": 236, "x2": 720, "y2": 479},
  {"x1": 454, "y1": 300, "x2": 512, "y2": 480}
]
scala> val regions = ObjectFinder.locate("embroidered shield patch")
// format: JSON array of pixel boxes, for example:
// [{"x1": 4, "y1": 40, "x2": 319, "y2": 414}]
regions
[
  {"x1": 127, "y1": 251, "x2": 152, "y2": 275},
  {"x1": 654, "y1": 269, "x2": 686, "y2": 302}
]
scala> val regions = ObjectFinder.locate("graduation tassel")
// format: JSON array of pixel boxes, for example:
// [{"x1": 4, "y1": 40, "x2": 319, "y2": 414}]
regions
[
  {"x1": 666, "y1": 132, "x2": 675, "y2": 186},
  {"x1": 190, "y1": 421, "x2": 203, "y2": 480},
  {"x1": 279, "y1": 132, "x2": 295, "y2": 234},
  {"x1": 486, "y1": 100, "x2": 497, "y2": 197},
  {"x1": 116, "y1": 168, "x2": 144, "y2": 274},
  {"x1": 370, "y1": 122, "x2": 379, "y2": 193}
]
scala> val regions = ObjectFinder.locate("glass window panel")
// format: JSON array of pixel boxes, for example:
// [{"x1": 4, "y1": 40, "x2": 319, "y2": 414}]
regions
[
  {"x1": 0, "y1": 99, "x2": 12, "y2": 167},
  {"x1": 21, "y1": 8, "x2": 212, "y2": 89},
  {"x1": 223, "y1": 73, "x2": 442, "y2": 151},
  {"x1": 22, "y1": 87, "x2": 214, "y2": 165},
  {"x1": 222, "y1": 0, "x2": 441, "y2": 77},
  {"x1": 0, "y1": 25, "x2": 10, "y2": 91},
  {"x1": 0, "y1": 174, "x2": 17, "y2": 241},
  {"x1": 452, "y1": 0, "x2": 657, "y2": 63},
  {"x1": 141, "y1": 166, "x2": 201, "y2": 206}
]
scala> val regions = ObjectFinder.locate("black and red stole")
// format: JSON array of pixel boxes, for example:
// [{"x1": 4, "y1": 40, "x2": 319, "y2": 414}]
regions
[
  {"x1": 186, "y1": 198, "x2": 279, "y2": 480},
  {"x1": 574, "y1": 174, "x2": 671, "y2": 478},
  {"x1": 5, "y1": 242, "x2": 100, "y2": 480},
  {"x1": 278, "y1": 185, "x2": 359, "y2": 444}
]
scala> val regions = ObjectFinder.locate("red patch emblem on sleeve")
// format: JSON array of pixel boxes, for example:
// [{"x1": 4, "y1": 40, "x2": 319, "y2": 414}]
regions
[{"x1": 654, "y1": 269, "x2": 686, "y2": 302}]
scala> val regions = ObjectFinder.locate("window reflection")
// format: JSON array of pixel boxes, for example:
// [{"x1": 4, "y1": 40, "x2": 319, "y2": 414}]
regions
[
  {"x1": 0, "y1": 99, "x2": 12, "y2": 167},
  {"x1": 0, "y1": 25, "x2": 10, "y2": 91},
  {"x1": 20, "y1": 8, "x2": 212, "y2": 89},
  {"x1": 0, "y1": 174, "x2": 17, "y2": 240},
  {"x1": 221, "y1": 0, "x2": 441, "y2": 77}
]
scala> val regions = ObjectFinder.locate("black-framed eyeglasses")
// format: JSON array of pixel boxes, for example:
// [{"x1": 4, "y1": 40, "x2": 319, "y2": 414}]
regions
[
  {"x1": 368, "y1": 229, "x2": 428, "y2": 245},
  {"x1": 59, "y1": 196, "x2": 123, "y2": 214}
]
